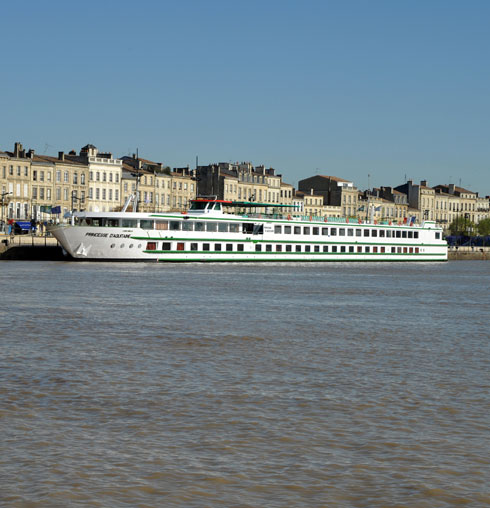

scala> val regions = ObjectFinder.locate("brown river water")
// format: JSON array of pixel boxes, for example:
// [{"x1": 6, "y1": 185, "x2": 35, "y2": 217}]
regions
[{"x1": 1, "y1": 260, "x2": 489, "y2": 507}]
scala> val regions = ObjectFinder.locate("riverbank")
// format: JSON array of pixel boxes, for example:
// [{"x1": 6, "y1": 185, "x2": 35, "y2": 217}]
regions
[{"x1": 1, "y1": 234, "x2": 489, "y2": 261}]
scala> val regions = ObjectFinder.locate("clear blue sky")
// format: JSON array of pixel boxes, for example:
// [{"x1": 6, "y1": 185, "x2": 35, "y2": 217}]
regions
[{"x1": 2, "y1": 0, "x2": 490, "y2": 196}]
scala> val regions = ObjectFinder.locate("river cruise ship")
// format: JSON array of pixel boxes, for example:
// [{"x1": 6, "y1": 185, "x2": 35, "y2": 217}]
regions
[{"x1": 48, "y1": 199, "x2": 448, "y2": 262}]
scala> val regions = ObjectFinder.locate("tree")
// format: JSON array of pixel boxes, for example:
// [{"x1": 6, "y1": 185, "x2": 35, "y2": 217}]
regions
[
  {"x1": 449, "y1": 215, "x2": 476, "y2": 236},
  {"x1": 477, "y1": 218, "x2": 490, "y2": 236}
]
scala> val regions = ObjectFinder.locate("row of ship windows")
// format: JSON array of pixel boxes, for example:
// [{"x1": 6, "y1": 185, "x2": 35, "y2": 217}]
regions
[
  {"x1": 143, "y1": 242, "x2": 422, "y2": 254},
  {"x1": 82, "y1": 218, "x2": 433, "y2": 239}
]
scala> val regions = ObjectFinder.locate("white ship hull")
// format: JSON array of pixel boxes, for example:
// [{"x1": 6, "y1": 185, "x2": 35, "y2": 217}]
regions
[{"x1": 49, "y1": 206, "x2": 448, "y2": 262}]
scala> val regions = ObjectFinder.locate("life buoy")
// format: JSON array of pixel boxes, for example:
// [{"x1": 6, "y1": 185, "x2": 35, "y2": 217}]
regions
[
  {"x1": 181, "y1": 211, "x2": 187, "y2": 215},
  {"x1": 324, "y1": 216, "x2": 328, "y2": 222}
]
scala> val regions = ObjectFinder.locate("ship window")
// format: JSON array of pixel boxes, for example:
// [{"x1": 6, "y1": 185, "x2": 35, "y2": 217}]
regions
[
  {"x1": 305, "y1": 245, "x2": 311, "y2": 252},
  {"x1": 274, "y1": 225, "x2": 282, "y2": 234},
  {"x1": 379, "y1": 229, "x2": 385, "y2": 237},
  {"x1": 372, "y1": 229, "x2": 377, "y2": 237},
  {"x1": 348, "y1": 228, "x2": 354, "y2": 236},
  {"x1": 385, "y1": 230, "x2": 391, "y2": 237},
  {"x1": 303, "y1": 227, "x2": 310, "y2": 235},
  {"x1": 191, "y1": 243, "x2": 198, "y2": 251},
  {"x1": 253, "y1": 224, "x2": 263, "y2": 235},
  {"x1": 294, "y1": 226, "x2": 301, "y2": 234},
  {"x1": 218, "y1": 223, "x2": 228, "y2": 233},
  {"x1": 409, "y1": 247, "x2": 414, "y2": 253},
  {"x1": 381, "y1": 246, "x2": 385, "y2": 253},
  {"x1": 162, "y1": 242, "x2": 171, "y2": 251},
  {"x1": 365, "y1": 246, "x2": 370, "y2": 253},
  {"x1": 276, "y1": 245, "x2": 282, "y2": 252},
  {"x1": 339, "y1": 246, "x2": 344, "y2": 252},
  {"x1": 391, "y1": 247, "x2": 396, "y2": 253},
  {"x1": 284, "y1": 225, "x2": 292, "y2": 234},
  {"x1": 255, "y1": 244, "x2": 262, "y2": 251},
  {"x1": 120, "y1": 244, "x2": 125, "y2": 249},
  {"x1": 415, "y1": 247, "x2": 419, "y2": 253},
  {"x1": 396, "y1": 231, "x2": 401, "y2": 238},
  {"x1": 242, "y1": 223, "x2": 254, "y2": 234},
  {"x1": 323, "y1": 246, "x2": 328, "y2": 252},
  {"x1": 266, "y1": 245, "x2": 272, "y2": 252},
  {"x1": 146, "y1": 242, "x2": 157, "y2": 251},
  {"x1": 296, "y1": 245, "x2": 301, "y2": 252},
  {"x1": 129, "y1": 244, "x2": 133, "y2": 249},
  {"x1": 402, "y1": 231, "x2": 407, "y2": 238},
  {"x1": 214, "y1": 243, "x2": 221, "y2": 251},
  {"x1": 140, "y1": 220, "x2": 154, "y2": 230},
  {"x1": 314, "y1": 245, "x2": 320, "y2": 252},
  {"x1": 107, "y1": 219, "x2": 119, "y2": 227},
  {"x1": 155, "y1": 220, "x2": 168, "y2": 230},
  {"x1": 203, "y1": 243, "x2": 210, "y2": 251},
  {"x1": 194, "y1": 222, "x2": 205, "y2": 232},
  {"x1": 403, "y1": 247, "x2": 408, "y2": 253},
  {"x1": 349, "y1": 246, "x2": 354, "y2": 253},
  {"x1": 92, "y1": 219, "x2": 101, "y2": 226},
  {"x1": 177, "y1": 242, "x2": 185, "y2": 251},
  {"x1": 397, "y1": 247, "x2": 402, "y2": 253},
  {"x1": 182, "y1": 221, "x2": 194, "y2": 231},
  {"x1": 331, "y1": 246, "x2": 337, "y2": 253},
  {"x1": 331, "y1": 227, "x2": 337, "y2": 236},
  {"x1": 373, "y1": 246, "x2": 378, "y2": 253},
  {"x1": 357, "y1": 246, "x2": 362, "y2": 253},
  {"x1": 408, "y1": 231, "x2": 413, "y2": 238},
  {"x1": 226, "y1": 244, "x2": 233, "y2": 251},
  {"x1": 110, "y1": 244, "x2": 115, "y2": 248},
  {"x1": 356, "y1": 229, "x2": 361, "y2": 237},
  {"x1": 313, "y1": 227, "x2": 319, "y2": 235},
  {"x1": 322, "y1": 227, "x2": 329, "y2": 235},
  {"x1": 170, "y1": 221, "x2": 181, "y2": 231},
  {"x1": 414, "y1": 232, "x2": 419, "y2": 239},
  {"x1": 229, "y1": 223, "x2": 240, "y2": 233},
  {"x1": 207, "y1": 222, "x2": 218, "y2": 232},
  {"x1": 435, "y1": 232, "x2": 440, "y2": 239},
  {"x1": 286, "y1": 245, "x2": 292, "y2": 252},
  {"x1": 339, "y1": 228, "x2": 345, "y2": 236},
  {"x1": 237, "y1": 244, "x2": 244, "y2": 251},
  {"x1": 364, "y1": 229, "x2": 369, "y2": 237}
]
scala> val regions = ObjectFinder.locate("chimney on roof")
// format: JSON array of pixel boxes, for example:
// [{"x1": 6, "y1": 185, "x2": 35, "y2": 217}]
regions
[
  {"x1": 420, "y1": 180, "x2": 427, "y2": 187},
  {"x1": 310, "y1": 188, "x2": 314, "y2": 195},
  {"x1": 448, "y1": 183, "x2": 455, "y2": 194},
  {"x1": 14, "y1": 142, "x2": 22, "y2": 158},
  {"x1": 58, "y1": 151, "x2": 65, "y2": 161},
  {"x1": 27, "y1": 149, "x2": 35, "y2": 159},
  {"x1": 69, "y1": 150, "x2": 76, "y2": 155}
]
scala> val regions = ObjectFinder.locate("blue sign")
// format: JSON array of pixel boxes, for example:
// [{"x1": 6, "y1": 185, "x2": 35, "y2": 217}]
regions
[
  {"x1": 51, "y1": 206, "x2": 61, "y2": 214},
  {"x1": 15, "y1": 221, "x2": 32, "y2": 230}
]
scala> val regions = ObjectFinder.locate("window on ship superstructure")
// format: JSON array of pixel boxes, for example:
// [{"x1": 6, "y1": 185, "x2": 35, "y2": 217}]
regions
[
  {"x1": 226, "y1": 244, "x2": 233, "y2": 251},
  {"x1": 322, "y1": 227, "x2": 329, "y2": 235},
  {"x1": 339, "y1": 228, "x2": 345, "y2": 236},
  {"x1": 363, "y1": 229, "x2": 369, "y2": 237},
  {"x1": 237, "y1": 244, "x2": 244, "y2": 252},
  {"x1": 340, "y1": 246, "x2": 346, "y2": 253},
  {"x1": 312, "y1": 227, "x2": 319, "y2": 235},
  {"x1": 331, "y1": 246, "x2": 337, "y2": 253},
  {"x1": 435, "y1": 232, "x2": 440, "y2": 239},
  {"x1": 191, "y1": 243, "x2": 198, "y2": 251},
  {"x1": 274, "y1": 225, "x2": 282, "y2": 234},
  {"x1": 294, "y1": 226, "x2": 301, "y2": 235},
  {"x1": 386, "y1": 230, "x2": 392, "y2": 238},
  {"x1": 170, "y1": 221, "x2": 181, "y2": 231},
  {"x1": 402, "y1": 231, "x2": 407, "y2": 238},
  {"x1": 355, "y1": 229, "x2": 361, "y2": 237},
  {"x1": 414, "y1": 231, "x2": 419, "y2": 239},
  {"x1": 407, "y1": 231, "x2": 413, "y2": 238},
  {"x1": 295, "y1": 245, "x2": 301, "y2": 252},
  {"x1": 203, "y1": 243, "x2": 210, "y2": 251},
  {"x1": 379, "y1": 229, "x2": 385, "y2": 237},
  {"x1": 255, "y1": 244, "x2": 262, "y2": 252},
  {"x1": 195, "y1": 222, "x2": 205, "y2": 232},
  {"x1": 276, "y1": 245, "x2": 282, "y2": 252},
  {"x1": 229, "y1": 223, "x2": 240, "y2": 233},
  {"x1": 266, "y1": 245, "x2": 272, "y2": 252},
  {"x1": 365, "y1": 246, "x2": 370, "y2": 253},
  {"x1": 218, "y1": 222, "x2": 228, "y2": 233},
  {"x1": 206, "y1": 222, "x2": 218, "y2": 232},
  {"x1": 305, "y1": 245, "x2": 311, "y2": 252},
  {"x1": 372, "y1": 229, "x2": 377, "y2": 237},
  {"x1": 182, "y1": 221, "x2": 194, "y2": 231},
  {"x1": 284, "y1": 225, "x2": 292, "y2": 234},
  {"x1": 314, "y1": 245, "x2": 320, "y2": 252},
  {"x1": 323, "y1": 246, "x2": 328, "y2": 252},
  {"x1": 331, "y1": 228, "x2": 337, "y2": 236},
  {"x1": 349, "y1": 246, "x2": 354, "y2": 253},
  {"x1": 348, "y1": 228, "x2": 354, "y2": 236},
  {"x1": 396, "y1": 231, "x2": 401, "y2": 238},
  {"x1": 162, "y1": 242, "x2": 171, "y2": 251},
  {"x1": 140, "y1": 220, "x2": 154, "y2": 230},
  {"x1": 302, "y1": 226, "x2": 310, "y2": 235},
  {"x1": 286, "y1": 245, "x2": 292, "y2": 252},
  {"x1": 215, "y1": 244, "x2": 222, "y2": 251}
]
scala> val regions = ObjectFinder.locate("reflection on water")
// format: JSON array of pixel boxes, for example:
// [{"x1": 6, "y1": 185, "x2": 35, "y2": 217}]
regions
[{"x1": 1, "y1": 261, "x2": 490, "y2": 507}]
